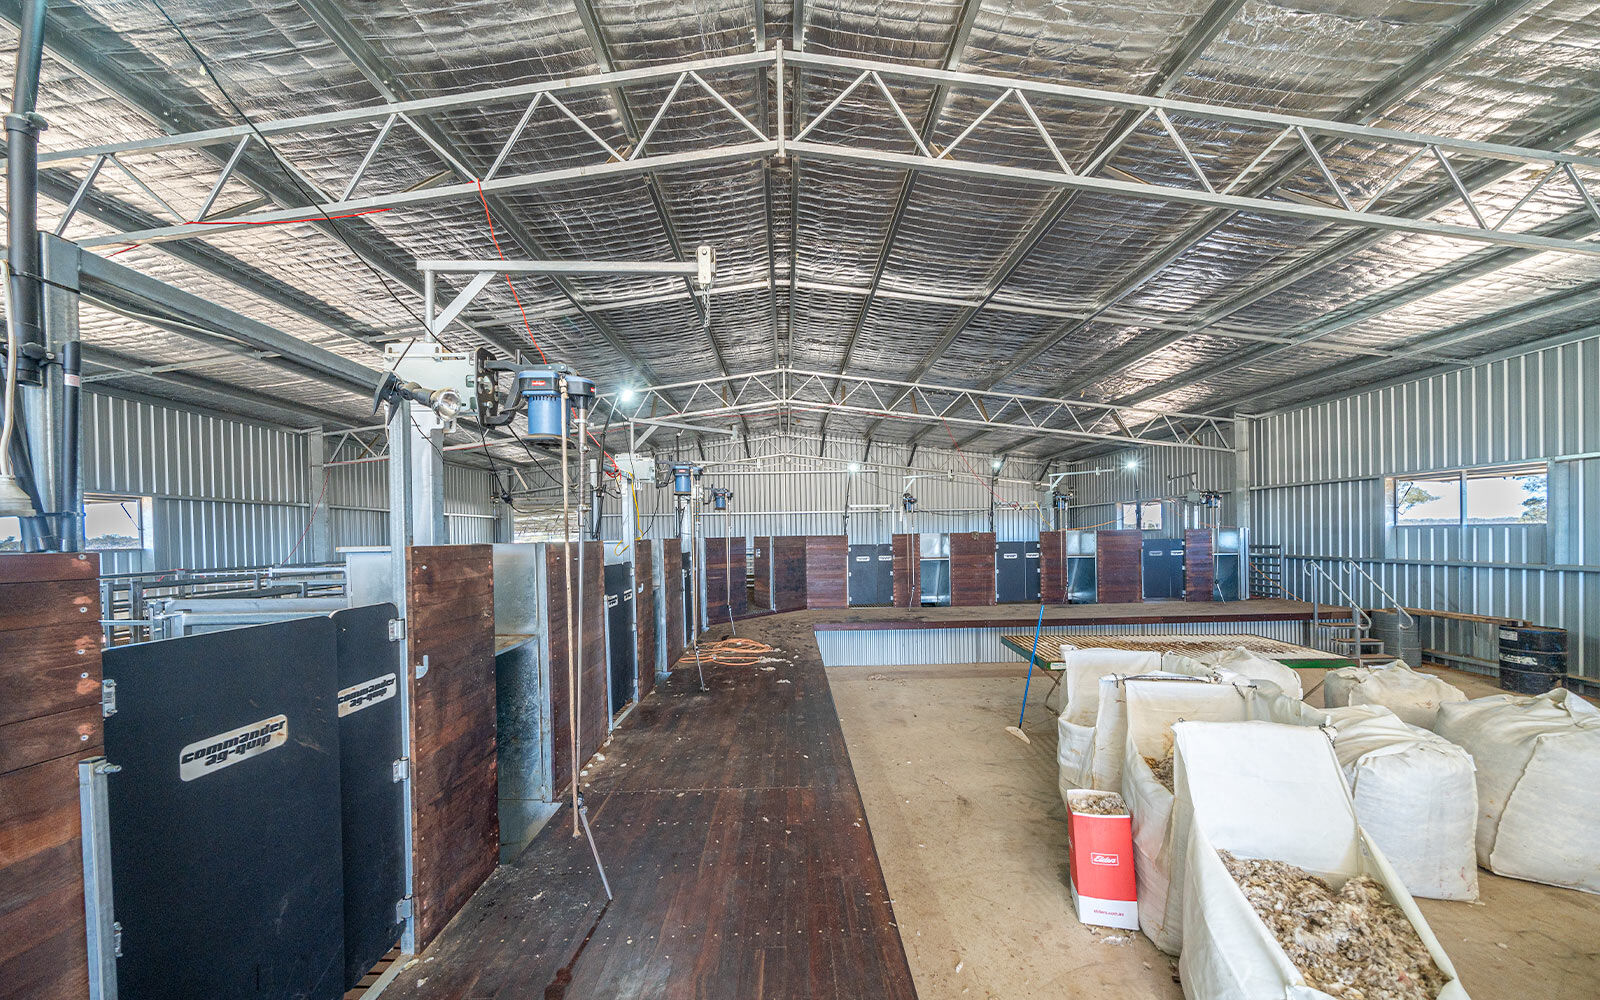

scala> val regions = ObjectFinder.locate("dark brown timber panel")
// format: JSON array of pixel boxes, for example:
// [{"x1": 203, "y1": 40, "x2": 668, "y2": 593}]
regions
[
  {"x1": 634, "y1": 540, "x2": 657, "y2": 700},
  {"x1": 950, "y1": 531, "x2": 997, "y2": 606},
  {"x1": 546, "y1": 541, "x2": 608, "y2": 797},
  {"x1": 771, "y1": 535, "x2": 808, "y2": 612},
  {"x1": 661, "y1": 543, "x2": 684, "y2": 669},
  {"x1": 1096, "y1": 529, "x2": 1144, "y2": 603},
  {"x1": 751, "y1": 535, "x2": 773, "y2": 610},
  {"x1": 0, "y1": 552, "x2": 103, "y2": 1000},
  {"x1": 1040, "y1": 529, "x2": 1067, "y2": 604},
  {"x1": 406, "y1": 545, "x2": 498, "y2": 950},
  {"x1": 703, "y1": 535, "x2": 747, "y2": 627},
  {"x1": 804, "y1": 535, "x2": 847, "y2": 609},
  {"x1": 892, "y1": 533, "x2": 920, "y2": 608},
  {"x1": 383, "y1": 613, "x2": 917, "y2": 1000},
  {"x1": 1185, "y1": 529, "x2": 1215, "y2": 602}
]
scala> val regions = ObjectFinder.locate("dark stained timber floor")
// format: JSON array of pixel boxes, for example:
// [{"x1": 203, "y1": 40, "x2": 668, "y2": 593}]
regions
[{"x1": 383, "y1": 613, "x2": 917, "y2": 1000}]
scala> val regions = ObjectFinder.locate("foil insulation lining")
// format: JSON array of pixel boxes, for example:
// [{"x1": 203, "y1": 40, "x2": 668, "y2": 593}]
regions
[{"x1": 0, "y1": 0, "x2": 1595, "y2": 456}]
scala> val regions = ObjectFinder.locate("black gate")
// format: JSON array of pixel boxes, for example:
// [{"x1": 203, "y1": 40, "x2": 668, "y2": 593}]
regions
[
  {"x1": 995, "y1": 541, "x2": 1041, "y2": 603},
  {"x1": 332, "y1": 605, "x2": 406, "y2": 989},
  {"x1": 847, "y1": 543, "x2": 893, "y2": 606},
  {"x1": 1143, "y1": 538, "x2": 1186, "y2": 599},
  {"x1": 104, "y1": 617, "x2": 346, "y2": 1000},
  {"x1": 604, "y1": 562, "x2": 637, "y2": 715}
]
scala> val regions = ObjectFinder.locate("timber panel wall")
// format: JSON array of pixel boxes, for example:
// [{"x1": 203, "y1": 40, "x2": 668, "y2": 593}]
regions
[
  {"x1": 634, "y1": 541, "x2": 657, "y2": 700},
  {"x1": 0, "y1": 553, "x2": 102, "y2": 1000},
  {"x1": 751, "y1": 536, "x2": 773, "y2": 611},
  {"x1": 661, "y1": 543, "x2": 684, "y2": 670},
  {"x1": 1184, "y1": 529, "x2": 1215, "y2": 602},
  {"x1": 546, "y1": 541, "x2": 607, "y2": 797},
  {"x1": 1040, "y1": 530, "x2": 1068, "y2": 604},
  {"x1": 949, "y1": 532, "x2": 996, "y2": 607},
  {"x1": 804, "y1": 535, "x2": 848, "y2": 609},
  {"x1": 771, "y1": 536, "x2": 808, "y2": 612},
  {"x1": 406, "y1": 545, "x2": 497, "y2": 949},
  {"x1": 1096, "y1": 530, "x2": 1144, "y2": 603},
  {"x1": 703, "y1": 536, "x2": 747, "y2": 627},
  {"x1": 892, "y1": 534, "x2": 920, "y2": 608}
]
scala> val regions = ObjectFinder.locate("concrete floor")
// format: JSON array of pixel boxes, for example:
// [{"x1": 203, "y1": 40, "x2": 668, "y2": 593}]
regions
[{"x1": 828, "y1": 660, "x2": 1600, "y2": 1000}]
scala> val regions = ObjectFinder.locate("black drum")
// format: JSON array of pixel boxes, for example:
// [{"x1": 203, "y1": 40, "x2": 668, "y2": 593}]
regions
[{"x1": 1499, "y1": 625, "x2": 1567, "y2": 694}]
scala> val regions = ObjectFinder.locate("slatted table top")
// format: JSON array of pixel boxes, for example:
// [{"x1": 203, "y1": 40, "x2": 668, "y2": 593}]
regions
[{"x1": 999, "y1": 631, "x2": 1355, "y2": 669}]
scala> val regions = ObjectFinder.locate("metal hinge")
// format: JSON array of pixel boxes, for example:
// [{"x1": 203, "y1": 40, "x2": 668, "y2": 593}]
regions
[
  {"x1": 100, "y1": 678, "x2": 117, "y2": 718},
  {"x1": 415, "y1": 655, "x2": 429, "y2": 679},
  {"x1": 388, "y1": 618, "x2": 405, "y2": 641},
  {"x1": 392, "y1": 758, "x2": 409, "y2": 783},
  {"x1": 395, "y1": 898, "x2": 414, "y2": 922},
  {"x1": 112, "y1": 921, "x2": 123, "y2": 958}
]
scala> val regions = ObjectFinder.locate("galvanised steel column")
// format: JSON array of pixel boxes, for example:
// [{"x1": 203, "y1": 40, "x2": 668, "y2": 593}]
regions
[{"x1": 6, "y1": 0, "x2": 46, "y2": 382}]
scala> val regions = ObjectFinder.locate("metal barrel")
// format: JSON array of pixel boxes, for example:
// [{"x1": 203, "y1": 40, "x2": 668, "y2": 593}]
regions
[
  {"x1": 1498, "y1": 625, "x2": 1567, "y2": 694},
  {"x1": 1370, "y1": 609, "x2": 1421, "y2": 667}
]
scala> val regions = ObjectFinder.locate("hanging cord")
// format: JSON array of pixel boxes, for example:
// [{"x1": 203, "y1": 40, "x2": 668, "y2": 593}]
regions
[
  {"x1": 559, "y1": 382, "x2": 578, "y2": 837},
  {"x1": 687, "y1": 497, "x2": 708, "y2": 692},
  {"x1": 723, "y1": 506, "x2": 737, "y2": 636},
  {"x1": 0, "y1": 262, "x2": 22, "y2": 484}
]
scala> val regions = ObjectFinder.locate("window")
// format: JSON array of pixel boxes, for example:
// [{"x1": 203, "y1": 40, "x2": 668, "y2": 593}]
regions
[
  {"x1": 1393, "y1": 475, "x2": 1462, "y2": 525},
  {"x1": 0, "y1": 494, "x2": 151, "y2": 550},
  {"x1": 85, "y1": 495, "x2": 149, "y2": 550},
  {"x1": 1118, "y1": 500, "x2": 1163, "y2": 532},
  {"x1": 1466, "y1": 466, "x2": 1546, "y2": 524},
  {"x1": 1391, "y1": 464, "x2": 1546, "y2": 526}
]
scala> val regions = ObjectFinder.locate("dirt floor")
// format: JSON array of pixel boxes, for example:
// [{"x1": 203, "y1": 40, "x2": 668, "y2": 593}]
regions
[{"x1": 828, "y1": 660, "x2": 1600, "y2": 1000}]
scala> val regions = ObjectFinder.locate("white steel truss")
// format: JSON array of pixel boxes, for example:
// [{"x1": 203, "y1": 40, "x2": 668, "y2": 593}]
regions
[
  {"x1": 39, "y1": 47, "x2": 1600, "y2": 259},
  {"x1": 603, "y1": 367, "x2": 1234, "y2": 452}
]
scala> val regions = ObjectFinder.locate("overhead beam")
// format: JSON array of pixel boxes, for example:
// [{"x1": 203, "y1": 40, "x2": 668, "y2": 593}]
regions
[
  {"x1": 292, "y1": 0, "x2": 680, "y2": 389},
  {"x1": 971, "y1": 0, "x2": 1549, "y2": 401}
]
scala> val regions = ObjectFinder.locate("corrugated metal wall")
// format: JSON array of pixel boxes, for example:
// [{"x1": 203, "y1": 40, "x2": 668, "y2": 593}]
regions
[
  {"x1": 599, "y1": 433, "x2": 1055, "y2": 544},
  {"x1": 81, "y1": 392, "x2": 499, "y2": 571},
  {"x1": 1066, "y1": 439, "x2": 1236, "y2": 534},
  {"x1": 816, "y1": 621, "x2": 1312, "y2": 666},
  {"x1": 1251, "y1": 333, "x2": 1600, "y2": 679}
]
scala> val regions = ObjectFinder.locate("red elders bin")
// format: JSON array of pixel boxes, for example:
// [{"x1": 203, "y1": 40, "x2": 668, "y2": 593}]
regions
[{"x1": 1065, "y1": 790, "x2": 1139, "y2": 930}]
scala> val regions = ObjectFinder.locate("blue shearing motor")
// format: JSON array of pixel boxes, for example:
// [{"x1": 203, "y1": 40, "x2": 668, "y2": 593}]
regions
[
  {"x1": 710, "y1": 486, "x2": 733, "y2": 511},
  {"x1": 515, "y1": 368, "x2": 596, "y2": 441},
  {"x1": 671, "y1": 463, "x2": 697, "y2": 496}
]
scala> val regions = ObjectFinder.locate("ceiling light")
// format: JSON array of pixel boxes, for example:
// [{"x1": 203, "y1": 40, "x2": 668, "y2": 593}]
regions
[
  {"x1": 1124, "y1": 458, "x2": 1139, "y2": 471},
  {"x1": 991, "y1": 458, "x2": 1004, "y2": 470},
  {"x1": 848, "y1": 462, "x2": 861, "y2": 473},
  {"x1": 619, "y1": 387, "x2": 636, "y2": 403}
]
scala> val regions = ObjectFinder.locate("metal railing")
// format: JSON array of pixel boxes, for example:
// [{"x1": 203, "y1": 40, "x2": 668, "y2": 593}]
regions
[
  {"x1": 1303, "y1": 561, "x2": 1372, "y2": 636},
  {"x1": 99, "y1": 563, "x2": 347, "y2": 645}
]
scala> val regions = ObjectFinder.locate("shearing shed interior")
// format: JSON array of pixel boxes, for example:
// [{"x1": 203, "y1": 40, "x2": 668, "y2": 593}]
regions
[{"x1": 2, "y1": 1, "x2": 1599, "y2": 998}]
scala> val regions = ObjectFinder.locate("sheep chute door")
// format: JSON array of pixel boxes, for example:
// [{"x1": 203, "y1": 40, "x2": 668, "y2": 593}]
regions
[{"x1": 103, "y1": 617, "x2": 344, "y2": 1000}]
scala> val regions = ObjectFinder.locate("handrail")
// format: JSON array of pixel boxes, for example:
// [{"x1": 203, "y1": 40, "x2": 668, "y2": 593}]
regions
[
  {"x1": 1303, "y1": 562, "x2": 1372, "y2": 632},
  {"x1": 1342, "y1": 561, "x2": 1415, "y2": 629}
]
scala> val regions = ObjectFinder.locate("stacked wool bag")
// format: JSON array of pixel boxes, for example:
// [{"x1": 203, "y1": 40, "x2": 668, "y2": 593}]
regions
[
  {"x1": 1204, "y1": 646, "x2": 1305, "y2": 700},
  {"x1": 1322, "y1": 705, "x2": 1479, "y2": 901},
  {"x1": 1119, "y1": 678, "x2": 1264, "y2": 954},
  {"x1": 1056, "y1": 646, "x2": 1161, "y2": 803},
  {"x1": 1434, "y1": 689, "x2": 1600, "y2": 893},
  {"x1": 1171, "y1": 721, "x2": 1469, "y2": 1000},
  {"x1": 1323, "y1": 660, "x2": 1466, "y2": 728}
]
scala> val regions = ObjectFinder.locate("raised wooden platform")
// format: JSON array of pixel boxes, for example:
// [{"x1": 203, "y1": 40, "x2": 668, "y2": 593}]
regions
[
  {"x1": 383, "y1": 613, "x2": 916, "y2": 1000},
  {"x1": 807, "y1": 598, "x2": 1341, "y2": 631},
  {"x1": 997, "y1": 631, "x2": 1356, "y2": 670}
]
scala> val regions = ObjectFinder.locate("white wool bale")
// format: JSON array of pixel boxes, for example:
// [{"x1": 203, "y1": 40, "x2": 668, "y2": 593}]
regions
[
  {"x1": 1172, "y1": 721, "x2": 1468, "y2": 1000},
  {"x1": 1434, "y1": 689, "x2": 1600, "y2": 893},
  {"x1": 1324, "y1": 707, "x2": 1479, "y2": 901},
  {"x1": 1325, "y1": 661, "x2": 1466, "y2": 729},
  {"x1": 1119, "y1": 680, "x2": 1263, "y2": 955},
  {"x1": 1202, "y1": 646, "x2": 1304, "y2": 701}
]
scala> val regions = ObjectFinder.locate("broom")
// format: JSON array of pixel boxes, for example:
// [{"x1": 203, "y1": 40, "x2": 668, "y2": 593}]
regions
[{"x1": 1007, "y1": 603, "x2": 1046, "y2": 744}]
